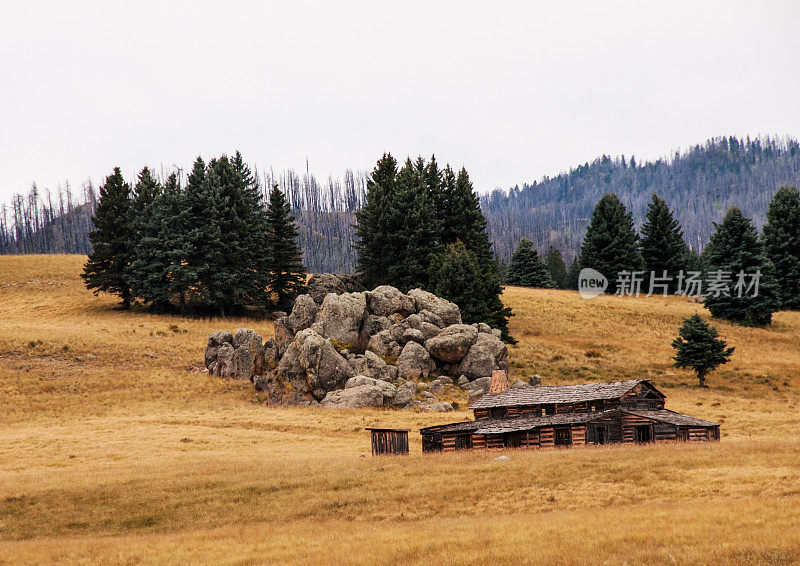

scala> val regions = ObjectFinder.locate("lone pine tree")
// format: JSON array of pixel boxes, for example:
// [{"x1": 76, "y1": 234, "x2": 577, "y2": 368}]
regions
[
  {"x1": 703, "y1": 207, "x2": 778, "y2": 326},
  {"x1": 640, "y1": 194, "x2": 689, "y2": 293},
  {"x1": 578, "y1": 193, "x2": 644, "y2": 293},
  {"x1": 672, "y1": 313, "x2": 734, "y2": 387},
  {"x1": 82, "y1": 167, "x2": 134, "y2": 309},
  {"x1": 763, "y1": 186, "x2": 800, "y2": 310},
  {"x1": 506, "y1": 238, "x2": 553, "y2": 288},
  {"x1": 265, "y1": 184, "x2": 306, "y2": 311}
]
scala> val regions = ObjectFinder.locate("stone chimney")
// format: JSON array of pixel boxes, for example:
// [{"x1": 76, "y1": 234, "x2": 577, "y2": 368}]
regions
[{"x1": 488, "y1": 370, "x2": 509, "y2": 393}]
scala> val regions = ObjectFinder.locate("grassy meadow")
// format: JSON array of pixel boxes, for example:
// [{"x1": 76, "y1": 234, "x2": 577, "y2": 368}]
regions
[{"x1": 1, "y1": 255, "x2": 799, "y2": 565}]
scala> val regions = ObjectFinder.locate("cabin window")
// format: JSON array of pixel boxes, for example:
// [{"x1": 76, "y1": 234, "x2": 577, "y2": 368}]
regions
[
  {"x1": 490, "y1": 407, "x2": 507, "y2": 419},
  {"x1": 454, "y1": 434, "x2": 472, "y2": 450},
  {"x1": 543, "y1": 405, "x2": 555, "y2": 416},
  {"x1": 635, "y1": 425, "x2": 652, "y2": 443},
  {"x1": 554, "y1": 427, "x2": 572, "y2": 446}
]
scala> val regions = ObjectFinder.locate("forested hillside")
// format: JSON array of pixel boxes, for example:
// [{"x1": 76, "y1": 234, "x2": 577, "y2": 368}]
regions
[
  {"x1": 483, "y1": 135, "x2": 800, "y2": 261},
  {"x1": 3, "y1": 135, "x2": 799, "y2": 270}
]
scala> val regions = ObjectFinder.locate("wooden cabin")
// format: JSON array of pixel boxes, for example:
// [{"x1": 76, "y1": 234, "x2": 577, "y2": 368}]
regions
[{"x1": 420, "y1": 378, "x2": 719, "y2": 453}]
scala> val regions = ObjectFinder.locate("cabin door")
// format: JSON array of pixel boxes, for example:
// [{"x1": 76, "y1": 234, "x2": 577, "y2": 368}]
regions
[
  {"x1": 595, "y1": 426, "x2": 607, "y2": 445},
  {"x1": 635, "y1": 425, "x2": 652, "y2": 443}
]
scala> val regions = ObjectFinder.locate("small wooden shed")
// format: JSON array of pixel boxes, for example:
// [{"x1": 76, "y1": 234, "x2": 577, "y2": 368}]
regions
[{"x1": 366, "y1": 428, "x2": 410, "y2": 456}]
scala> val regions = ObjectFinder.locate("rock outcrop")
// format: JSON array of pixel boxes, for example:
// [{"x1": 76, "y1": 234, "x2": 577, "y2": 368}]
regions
[{"x1": 203, "y1": 277, "x2": 509, "y2": 409}]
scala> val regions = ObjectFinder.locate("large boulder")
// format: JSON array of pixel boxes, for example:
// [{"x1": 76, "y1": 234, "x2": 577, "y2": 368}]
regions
[
  {"x1": 287, "y1": 294, "x2": 318, "y2": 334},
  {"x1": 407, "y1": 289, "x2": 461, "y2": 327},
  {"x1": 425, "y1": 324, "x2": 478, "y2": 364},
  {"x1": 349, "y1": 350, "x2": 398, "y2": 382},
  {"x1": 359, "y1": 314, "x2": 392, "y2": 348},
  {"x1": 318, "y1": 292, "x2": 367, "y2": 352},
  {"x1": 456, "y1": 338, "x2": 509, "y2": 380},
  {"x1": 396, "y1": 341, "x2": 434, "y2": 380},
  {"x1": 320, "y1": 385, "x2": 384, "y2": 409},
  {"x1": 262, "y1": 338, "x2": 280, "y2": 373},
  {"x1": 366, "y1": 286, "x2": 416, "y2": 317},
  {"x1": 307, "y1": 273, "x2": 347, "y2": 304},
  {"x1": 214, "y1": 343, "x2": 235, "y2": 378},
  {"x1": 294, "y1": 329, "x2": 355, "y2": 399},
  {"x1": 233, "y1": 328, "x2": 264, "y2": 377},
  {"x1": 205, "y1": 330, "x2": 233, "y2": 369},
  {"x1": 345, "y1": 375, "x2": 397, "y2": 403},
  {"x1": 273, "y1": 316, "x2": 294, "y2": 358},
  {"x1": 405, "y1": 314, "x2": 442, "y2": 341},
  {"x1": 393, "y1": 379, "x2": 416, "y2": 408},
  {"x1": 418, "y1": 309, "x2": 445, "y2": 329},
  {"x1": 231, "y1": 346, "x2": 254, "y2": 381},
  {"x1": 464, "y1": 376, "x2": 492, "y2": 392},
  {"x1": 366, "y1": 330, "x2": 402, "y2": 360}
]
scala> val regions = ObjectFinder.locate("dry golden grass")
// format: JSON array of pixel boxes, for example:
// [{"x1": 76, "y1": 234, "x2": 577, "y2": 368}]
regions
[{"x1": 1, "y1": 255, "x2": 799, "y2": 565}]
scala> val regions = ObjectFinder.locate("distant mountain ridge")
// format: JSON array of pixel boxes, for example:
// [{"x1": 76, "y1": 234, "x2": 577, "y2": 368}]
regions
[{"x1": 481, "y1": 135, "x2": 800, "y2": 261}]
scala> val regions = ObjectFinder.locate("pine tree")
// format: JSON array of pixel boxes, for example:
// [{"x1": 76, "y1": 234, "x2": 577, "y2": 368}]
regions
[
  {"x1": 265, "y1": 184, "x2": 306, "y2": 311},
  {"x1": 639, "y1": 194, "x2": 690, "y2": 293},
  {"x1": 544, "y1": 246, "x2": 568, "y2": 289},
  {"x1": 763, "y1": 186, "x2": 800, "y2": 310},
  {"x1": 506, "y1": 238, "x2": 553, "y2": 288},
  {"x1": 567, "y1": 256, "x2": 581, "y2": 290},
  {"x1": 578, "y1": 194, "x2": 644, "y2": 293},
  {"x1": 671, "y1": 313, "x2": 734, "y2": 387},
  {"x1": 355, "y1": 153, "x2": 398, "y2": 289},
  {"x1": 81, "y1": 167, "x2": 133, "y2": 309},
  {"x1": 183, "y1": 157, "x2": 225, "y2": 314},
  {"x1": 703, "y1": 207, "x2": 778, "y2": 326},
  {"x1": 127, "y1": 168, "x2": 167, "y2": 308},
  {"x1": 385, "y1": 158, "x2": 440, "y2": 291},
  {"x1": 430, "y1": 242, "x2": 514, "y2": 342}
]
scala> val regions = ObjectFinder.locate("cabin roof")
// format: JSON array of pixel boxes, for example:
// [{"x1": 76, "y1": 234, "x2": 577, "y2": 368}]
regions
[
  {"x1": 469, "y1": 379, "x2": 660, "y2": 409},
  {"x1": 473, "y1": 410, "x2": 617, "y2": 434},
  {"x1": 421, "y1": 410, "x2": 617, "y2": 436},
  {"x1": 622, "y1": 409, "x2": 718, "y2": 427}
]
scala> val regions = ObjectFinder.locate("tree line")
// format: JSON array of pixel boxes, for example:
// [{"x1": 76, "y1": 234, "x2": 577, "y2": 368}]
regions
[
  {"x1": 82, "y1": 153, "x2": 306, "y2": 315},
  {"x1": 4, "y1": 134, "x2": 800, "y2": 275},
  {"x1": 507, "y1": 186, "x2": 800, "y2": 326}
]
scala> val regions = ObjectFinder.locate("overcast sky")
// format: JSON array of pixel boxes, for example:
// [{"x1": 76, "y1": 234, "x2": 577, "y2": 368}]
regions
[{"x1": 1, "y1": 1, "x2": 799, "y2": 202}]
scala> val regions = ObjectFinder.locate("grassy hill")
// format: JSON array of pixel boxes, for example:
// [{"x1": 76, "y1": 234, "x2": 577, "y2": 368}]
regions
[{"x1": 1, "y1": 255, "x2": 799, "y2": 564}]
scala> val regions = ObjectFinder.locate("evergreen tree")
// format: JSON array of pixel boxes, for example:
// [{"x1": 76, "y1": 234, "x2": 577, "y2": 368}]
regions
[
  {"x1": 578, "y1": 194, "x2": 644, "y2": 293},
  {"x1": 81, "y1": 167, "x2": 133, "y2": 309},
  {"x1": 430, "y1": 242, "x2": 514, "y2": 342},
  {"x1": 355, "y1": 153, "x2": 398, "y2": 289},
  {"x1": 763, "y1": 186, "x2": 800, "y2": 310},
  {"x1": 639, "y1": 194, "x2": 690, "y2": 293},
  {"x1": 671, "y1": 313, "x2": 734, "y2": 387},
  {"x1": 544, "y1": 246, "x2": 568, "y2": 289},
  {"x1": 183, "y1": 157, "x2": 225, "y2": 314},
  {"x1": 506, "y1": 238, "x2": 553, "y2": 288},
  {"x1": 265, "y1": 184, "x2": 306, "y2": 311},
  {"x1": 567, "y1": 256, "x2": 581, "y2": 290},
  {"x1": 127, "y1": 168, "x2": 166, "y2": 308},
  {"x1": 703, "y1": 207, "x2": 778, "y2": 326},
  {"x1": 385, "y1": 158, "x2": 440, "y2": 291},
  {"x1": 128, "y1": 173, "x2": 194, "y2": 312}
]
